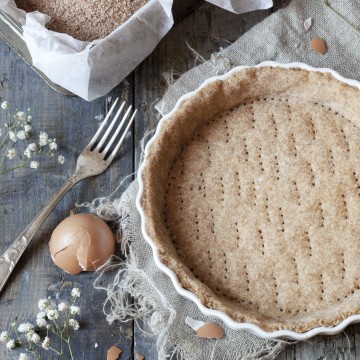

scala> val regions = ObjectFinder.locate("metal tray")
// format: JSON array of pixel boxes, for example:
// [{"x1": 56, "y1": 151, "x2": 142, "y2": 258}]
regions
[{"x1": 0, "y1": 0, "x2": 203, "y2": 97}]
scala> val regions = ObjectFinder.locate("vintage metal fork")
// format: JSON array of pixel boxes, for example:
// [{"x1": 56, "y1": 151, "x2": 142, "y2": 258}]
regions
[{"x1": 0, "y1": 98, "x2": 136, "y2": 293}]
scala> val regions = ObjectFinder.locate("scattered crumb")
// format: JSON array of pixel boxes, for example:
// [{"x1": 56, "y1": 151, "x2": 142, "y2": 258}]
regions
[
  {"x1": 125, "y1": 328, "x2": 133, "y2": 340},
  {"x1": 94, "y1": 343, "x2": 98, "y2": 348},
  {"x1": 185, "y1": 316, "x2": 205, "y2": 331},
  {"x1": 95, "y1": 114, "x2": 104, "y2": 122},
  {"x1": 114, "y1": 233, "x2": 122, "y2": 244},
  {"x1": 310, "y1": 37, "x2": 327, "y2": 55},
  {"x1": 304, "y1": 17, "x2": 312, "y2": 30},
  {"x1": 137, "y1": 354, "x2": 145, "y2": 360}
]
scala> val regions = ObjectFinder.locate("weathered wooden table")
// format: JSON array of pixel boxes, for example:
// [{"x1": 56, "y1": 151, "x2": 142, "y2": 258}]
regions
[{"x1": 0, "y1": 2, "x2": 359, "y2": 359}]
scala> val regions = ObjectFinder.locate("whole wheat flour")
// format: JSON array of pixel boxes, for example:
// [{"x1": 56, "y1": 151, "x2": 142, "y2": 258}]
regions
[{"x1": 15, "y1": 0, "x2": 148, "y2": 41}]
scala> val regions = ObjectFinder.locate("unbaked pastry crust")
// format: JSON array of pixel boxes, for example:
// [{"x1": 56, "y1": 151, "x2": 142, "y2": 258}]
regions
[{"x1": 141, "y1": 66, "x2": 360, "y2": 332}]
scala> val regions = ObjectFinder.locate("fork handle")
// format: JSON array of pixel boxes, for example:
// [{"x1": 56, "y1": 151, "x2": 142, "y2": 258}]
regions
[{"x1": 0, "y1": 175, "x2": 80, "y2": 294}]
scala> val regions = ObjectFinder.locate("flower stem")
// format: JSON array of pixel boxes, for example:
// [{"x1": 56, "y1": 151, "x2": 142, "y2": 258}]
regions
[
  {"x1": 26, "y1": 348, "x2": 41, "y2": 360},
  {"x1": 0, "y1": 158, "x2": 30, "y2": 174},
  {"x1": 49, "y1": 346, "x2": 62, "y2": 356},
  {"x1": 66, "y1": 339, "x2": 74, "y2": 360},
  {"x1": 60, "y1": 331, "x2": 63, "y2": 355},
  {"x1": 0, "y1": 132, "x2": 9, "y2": 150},
  {"x1": 0, "y1": 140, "x2": 10, "y2": 170},
  {"x1": 49, "y1": 328, "x2": 62, "y2": 339}
]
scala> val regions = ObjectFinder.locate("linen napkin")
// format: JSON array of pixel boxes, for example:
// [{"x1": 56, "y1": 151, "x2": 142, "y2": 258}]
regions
[{"x1": 96, "y1": 1, "x2": 360, "y2": 359}]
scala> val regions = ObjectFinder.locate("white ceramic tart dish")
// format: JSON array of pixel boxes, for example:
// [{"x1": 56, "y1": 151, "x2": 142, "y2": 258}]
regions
[{"x1": 136, "y1": 62, "x2": 360, "y2": 340}]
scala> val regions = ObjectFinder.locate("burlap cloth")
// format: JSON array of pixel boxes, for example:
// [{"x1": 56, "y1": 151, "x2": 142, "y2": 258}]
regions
[{"x1": 95, "y1": 1, "x2": 360, "y2": 359}]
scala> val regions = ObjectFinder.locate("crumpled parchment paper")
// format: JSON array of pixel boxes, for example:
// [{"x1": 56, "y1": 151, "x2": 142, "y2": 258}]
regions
[
  {"x1": 207, "y1": 0, "x2": 273, "y2": 13},
  {"x1": 0, "y1": 0, "x2": 273, "y2": 101}
]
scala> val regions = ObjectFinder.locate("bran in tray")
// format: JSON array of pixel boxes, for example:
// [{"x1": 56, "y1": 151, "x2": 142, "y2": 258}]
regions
[
  {"x1": 141, "y1": 66, "x2": 360, "y2": 332},
  {"x1": 15, "y1": 0, "x2": 148, "y2": 41}
]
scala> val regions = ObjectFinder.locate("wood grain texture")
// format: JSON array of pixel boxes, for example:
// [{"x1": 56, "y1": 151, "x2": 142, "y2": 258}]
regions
[
  {"x1": 0, "y1": 40, "x2": 134, "y2": 359},
  {"x1": 1, "y1": 0, "x2": 360, "y2": 359}
]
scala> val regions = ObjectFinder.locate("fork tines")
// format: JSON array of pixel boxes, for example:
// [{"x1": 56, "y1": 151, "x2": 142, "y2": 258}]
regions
[{"x1": 87, "y1": 98, "x2": 136, "y2": 162}]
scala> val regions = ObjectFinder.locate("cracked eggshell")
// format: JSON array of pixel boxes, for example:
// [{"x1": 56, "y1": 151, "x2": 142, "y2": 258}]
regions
[
  {"x1": 107, "y1": 346, "x2": 122, "y2": 360},
  {"x1": 196, "y1": 322, "x2": 225, "y2": 339},
  {"x1": 49, "y1": 213, "x2": 115, "y2": 274},
  {"x1": 310, "y1": 37, "x2": 327, "y2": 55}
]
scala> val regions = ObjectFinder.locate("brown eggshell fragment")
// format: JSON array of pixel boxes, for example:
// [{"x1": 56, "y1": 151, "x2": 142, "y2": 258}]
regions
[
  {"x1": 49, "y1": 227, "x2": 85, "y2": 255},
  {"x1": 49, "y1": 214, "x2": 115, "y2": 274},
  {"x1": 310, "y1": 37, "x2": 327, "y2": 55},
  {"x1": 303, "y1": 17, "x2": 312, "y2": 31},
  {"x1": 196, "y1": 322, "x2": 225, "y2": 339},
  {"x1": 77, "y1": 245, "x2": 110, "y2": 271},
  {"x1": 107, "y1": 345, "x2": 122, "y2": 360},
  {"x1": 51, "y1": 243, "x2": 82, "y2": 275}
]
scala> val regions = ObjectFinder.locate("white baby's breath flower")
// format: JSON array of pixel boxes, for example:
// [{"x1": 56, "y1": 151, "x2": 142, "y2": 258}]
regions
[
  {"x1": 24, "y1": 148, "x2": 31, "y2": 158},
  {"x1": 24, "y1": 124, "x2": 32, "y2": 133},
  {"x1": 0, "y1": 331, "x2": 9, "y2": 342},
  {"x1": 27, "y1": 115, "x2": 32, "y2": 122},
  {"x1": 71, "y1": 288, "x2": 81, "y2": 298},
  {"x1": 6, "y1": 339, "x2": 15, "y2": 349},
  {"x1": 42, "y1": 336, "x2": 50, "y2": 350},
  {"x1": 58, "y1": 155, "x2": 65, "y2": 165},
  {"x1": 36, "y1": 311, "x2": 46, "y2": 319},
  {"x1": 36, "y1": 318, "x2": 47, "y2": 328},
  {"x1": 30, "y1": 160, "x2": 39, "y2": 169},
  {"x1": 25, "y1": 330, "x2": 34, "y2": 341},
  {"x1": 94, "y1": 114, "x2": 104, "y2": 121},
  {"x1": 18, "y1": 323, "x2": 33, "y2": 334},
  {"x1": 38, "y1": 298, "x2": 50, "y2": 310},
  {"x1": 68, "y1": 319, "x2": 80, "y2": 330},
  {"x1": 31, "y1": 333, "x2": 40, "y2": 344},
  {"x1": 49, "y1": 141, "x2": 58, "y2": 151},
  {"x1": 47, "y1": 300, "x2": 57, "y2": 310},
  {"x1": 17, "y1": 324, "x2": 26, "y2": 333},
  {"x1": 17, "y1": 130, "x2": 27, "y2": 140},
  {"x1": 70, "y1": 305, "x2": 80, "y2": 315},
  {"x1": 8, "y1": 131, "x2": 17, "y2": 142},
  {"x1": 17, "y1": 130, "x2": 28, "y2": 140},
  {"x1": 47, "y1": 309, "x2": 58, "y2": 320},
  {"x1": 39, "y1": 131, "x2": 48, "y2": 146},
  {"x1": 28, "y1": 143, "x2": 37, "y2": 151},
  {"x1": 58, "y1": 302, "x2": 68, "y2": 312},
  {"x1": 1, "y1": 101, "x2": 9, "y2": 109},
  {"x1": 16, "y1": 111, "x2": 26, "y2": 121},
  {"x1": 19, "y1": 353, "x2": 30, "y2": 360},
  {"x1": 6, "y1": 148, "x2": 17, "y2": 160}
]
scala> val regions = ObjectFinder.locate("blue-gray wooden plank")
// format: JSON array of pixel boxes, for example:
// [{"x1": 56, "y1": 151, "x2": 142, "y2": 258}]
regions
[
  {"x1": 0, "y1": 40, "x2": 134, "y2": 359},
  {"x1": 2, "y1": 0, "x2": 360, "y2": 359}
]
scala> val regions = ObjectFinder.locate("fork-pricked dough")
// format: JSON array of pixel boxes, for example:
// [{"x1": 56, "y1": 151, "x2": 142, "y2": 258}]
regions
[{"x1": 141, "y1": 66, "x2": 360, "y2": 332}]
